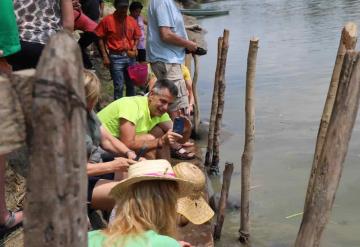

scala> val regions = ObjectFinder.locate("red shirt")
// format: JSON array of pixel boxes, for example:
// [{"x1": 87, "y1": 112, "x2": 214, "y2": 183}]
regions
[{"x1": 95, "y1": 13, "x2": 141, "y2": 52}]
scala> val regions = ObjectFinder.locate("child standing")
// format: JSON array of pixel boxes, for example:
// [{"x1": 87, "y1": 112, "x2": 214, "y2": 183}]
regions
[{"x1": 129, "y1": 1, "x2": 147, "y2": 63}]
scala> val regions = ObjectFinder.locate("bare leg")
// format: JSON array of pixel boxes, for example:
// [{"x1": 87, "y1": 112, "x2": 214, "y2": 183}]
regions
[
  {"x1": 91, "y1": 179, "x2": 120, "y2": 212},
  {"x1": 0, "y1": 155, "x2": 23, "y2": 227},
  {"x1": 149, "y1": 126, "x2": 172, "y2": 160},
  {"x1": 114, "y1": 171, "x2": 127, "y2": 181}
]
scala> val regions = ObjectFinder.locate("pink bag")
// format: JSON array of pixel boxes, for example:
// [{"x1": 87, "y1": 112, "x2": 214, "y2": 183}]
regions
[{"x1": 127, "y1": 63, "x2": 148, "y2": 86}]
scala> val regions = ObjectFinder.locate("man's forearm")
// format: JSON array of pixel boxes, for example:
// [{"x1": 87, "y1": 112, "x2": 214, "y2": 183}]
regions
[
  {"x1": 122, "y1": 135, "x2": 164, "y2": 151},
  {"x1": 98, "y1": 39, "x2": 108, "y2": 59},
  {"x1": 133, "y1": 39, "x2": 139, "y2": 50},
  {"x1": 162, "y1": 32, "x2": 191, "y2": 48},
  {"x1": 160, "y1": 28, "x2": 194, "y2": 49},
  {"x1": 101, "y1": 138, "x2": 131, "y2": 156}
]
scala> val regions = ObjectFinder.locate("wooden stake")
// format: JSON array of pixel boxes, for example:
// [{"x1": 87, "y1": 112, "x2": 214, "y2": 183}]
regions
[
  {"x1": 192, "y1": 54, "x2": 201, "y2": 137},
  {"x1": 204, "y1": 37, "x2": 223, "y2": 167},
  {"x1": 24, "y1": 31, "x2": 88, "y2": 246},
  {"x1": 210, "y1": 30, "x2": 230, "y2": 174},
  {"x1": 239, "y1": 38, "x2": 259, "y2": 244},
  {"x1": 295, "y1": 51, "x2": 360, "y2": 247},
  {"x1": 185, "y1": 54, "x2": 192, "y2": 73},
  {"x1": 213, "y1": 162, "x2": 234, "y2": 240},
  {"x1": 304, "y1": 22, "x2": 357, "y2": 211}
]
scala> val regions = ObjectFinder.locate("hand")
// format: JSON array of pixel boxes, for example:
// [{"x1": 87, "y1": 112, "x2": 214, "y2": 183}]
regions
[
  {"x1": 110, "y1": 157, "x2": 135, "y2": 172},
  {"x1": 178, "y1": 241, "x2": 192, "y2": 247},
  {"x1": 186, "y1": 104, "x2": 194, "y2": 116},
  {"x1": 103, "y1": 56, "x2": 110, "y2": 68},
  {"x1": 126, "y1": 150, "x2": 137, "y2": 160},
  {"x1": 161, "y1": 130, "x2": 183, "y2": 145},
  {"x1": 186, "y1": 41, "x2": 197, "y2": 52}
]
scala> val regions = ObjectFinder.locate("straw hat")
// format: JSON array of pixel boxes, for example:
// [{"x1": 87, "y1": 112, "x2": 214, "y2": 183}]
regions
[
  {"x1": 174, "y1": 162, "x2": 215, "y2": 225},
  {"x1": 109, "y1": 159, "x2": 192, "y2": 199}
]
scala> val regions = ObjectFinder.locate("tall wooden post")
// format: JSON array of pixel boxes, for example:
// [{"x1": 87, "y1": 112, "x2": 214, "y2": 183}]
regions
[
  {"x1": 204, "y1": 37, "x2": 223, "y2": 167},
  {"x1": 304, "y1": 22, "x2": 357, "y2": 210},
  {"x1": 210, "y1": 30, "x2": 230, "y2": 174},
  {"x1": 24, "y1": 31, "x2": 88, "y2": 246},
  {"x1": 239, "y1": 38, "x2": 259, "y2": 244},
  {"x1": 295, "y1": 51, "x2": 360, "y2": 247},
  {"x1": 192, "y1": 54, "x2": 201, "y2": 136}
]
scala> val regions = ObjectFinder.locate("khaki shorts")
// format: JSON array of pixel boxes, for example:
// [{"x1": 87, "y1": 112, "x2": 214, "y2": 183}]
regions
[
  {"x1": 150, "y1": 62, "x2": 189, "y2": 112},
  {"x1": 0, "y1": 72, "x2": 32, "y2": 155}
]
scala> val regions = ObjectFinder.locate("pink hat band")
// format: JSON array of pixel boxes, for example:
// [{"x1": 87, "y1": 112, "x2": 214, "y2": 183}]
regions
[{"x1": 144, "y1": 172, "x2": 176, "y2": 177}]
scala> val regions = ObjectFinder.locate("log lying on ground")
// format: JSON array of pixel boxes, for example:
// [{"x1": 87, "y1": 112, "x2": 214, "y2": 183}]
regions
[
  {"x1": 295, "y1": 51, "x2": 360, "y2": 247},
  {"x1": 304, "y1": 22, "x2": 357, "y2": 211},
  {"x1": 24, "y1": 31, "x2": 88, "y2": 247},
  {"x1": 239, "y1": 38, "x2": 259, "y2": 245}
]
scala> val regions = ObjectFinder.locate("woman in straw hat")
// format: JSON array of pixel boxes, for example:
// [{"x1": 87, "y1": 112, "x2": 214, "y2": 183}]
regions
[
  {"x1": 88, "y1": 159, "x2": 193, "y2": 247},
  {"x1": 84, "y1": 70, "x2": 138, "y2": 211}
]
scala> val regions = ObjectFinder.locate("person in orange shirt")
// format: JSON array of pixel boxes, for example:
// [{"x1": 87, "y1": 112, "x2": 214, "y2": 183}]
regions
[{"x1": 95, "y1": 0, "x2": 141, "y2": 99}]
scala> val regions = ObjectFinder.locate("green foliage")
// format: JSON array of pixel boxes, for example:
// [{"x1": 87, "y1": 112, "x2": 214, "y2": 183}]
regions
[
  {"x1": 103, "y1": 0, "x2": 148, "y2": 6},
  {"x1": 104, "y1": 0, "x2": 149, "y2": 17}
]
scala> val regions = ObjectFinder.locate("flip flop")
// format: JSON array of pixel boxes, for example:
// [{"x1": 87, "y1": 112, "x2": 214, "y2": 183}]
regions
[
  {"x1": 171, "y1": 147, "x2": 195, "y2": 160},
  {"x1": 0, "y1": 210, "x2": 23, "y2": 236}
]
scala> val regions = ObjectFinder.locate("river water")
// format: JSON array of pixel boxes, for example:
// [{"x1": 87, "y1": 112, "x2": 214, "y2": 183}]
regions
[{"x1": 195, "y1": 0, "x2": 360, "y2": 246}]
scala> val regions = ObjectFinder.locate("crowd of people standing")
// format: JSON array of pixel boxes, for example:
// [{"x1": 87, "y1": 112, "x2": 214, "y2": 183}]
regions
[{"x1": 0, "y1": 0, "x2": 211, "y2": 246}]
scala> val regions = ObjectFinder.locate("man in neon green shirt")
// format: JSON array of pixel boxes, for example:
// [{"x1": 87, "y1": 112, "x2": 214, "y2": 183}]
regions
[{"x1": 98, "y1": 79, "x2": 184, "y2": 159}]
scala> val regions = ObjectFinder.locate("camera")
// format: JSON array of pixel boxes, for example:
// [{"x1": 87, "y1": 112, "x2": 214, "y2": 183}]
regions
[
  {"x1": 173, "y1": 117, "x2": 185, "y2": 135},
  {"x1": 185, "y1": 47, "x2": 207, "y2": 56}
]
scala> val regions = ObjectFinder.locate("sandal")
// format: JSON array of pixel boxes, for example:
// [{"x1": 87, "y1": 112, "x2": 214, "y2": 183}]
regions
[
  {"x1": 171, "y1": 147, "x2": 195, "y2": 160},
  {"x1": 0, "y1": 210, "x2": 23, "y2": 236}
]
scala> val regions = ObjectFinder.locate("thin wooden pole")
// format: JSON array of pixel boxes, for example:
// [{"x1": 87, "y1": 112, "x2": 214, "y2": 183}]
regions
[
  {"x1": 213, "y1": 162, "x2": 234, "y2": 240},
  {"x1": 185, "y1": 54, "x2": 192, "y2": 73},
  {"x1": 192, "y1": 54, "x2": 201, "y2": 137},
  {"x1": 304, "y1": 22, "x2": 357, "y2": 211},
  {"x1": 210, "y1": 29, "x2": 230, "y2": 174},
  {"x1": 295, "y1": 51, "x2": 360, "y2": 247},
  {"x1": 24, "y1": 31, "x2": 88, "y2": 246},
  {"x1": 204, "y1": 37, "x2": 223, "y2": 167},
  {"x1": 239, "y1": 38, "x2": 259, "y2": 244}
]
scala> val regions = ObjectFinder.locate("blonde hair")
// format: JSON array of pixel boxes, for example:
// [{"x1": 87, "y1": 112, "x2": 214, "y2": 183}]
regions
[
  {"x1": 83, "y1": 69, "x2": 100, "y2": 106},
  {"x1": 104, "y1": 180, "x2": 179, "y2": 246}
]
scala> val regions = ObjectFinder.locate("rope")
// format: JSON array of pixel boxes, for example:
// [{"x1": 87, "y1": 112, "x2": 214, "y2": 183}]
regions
[{"x1": 33, "y1": 79, "x2": 86, "y2": 119}]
